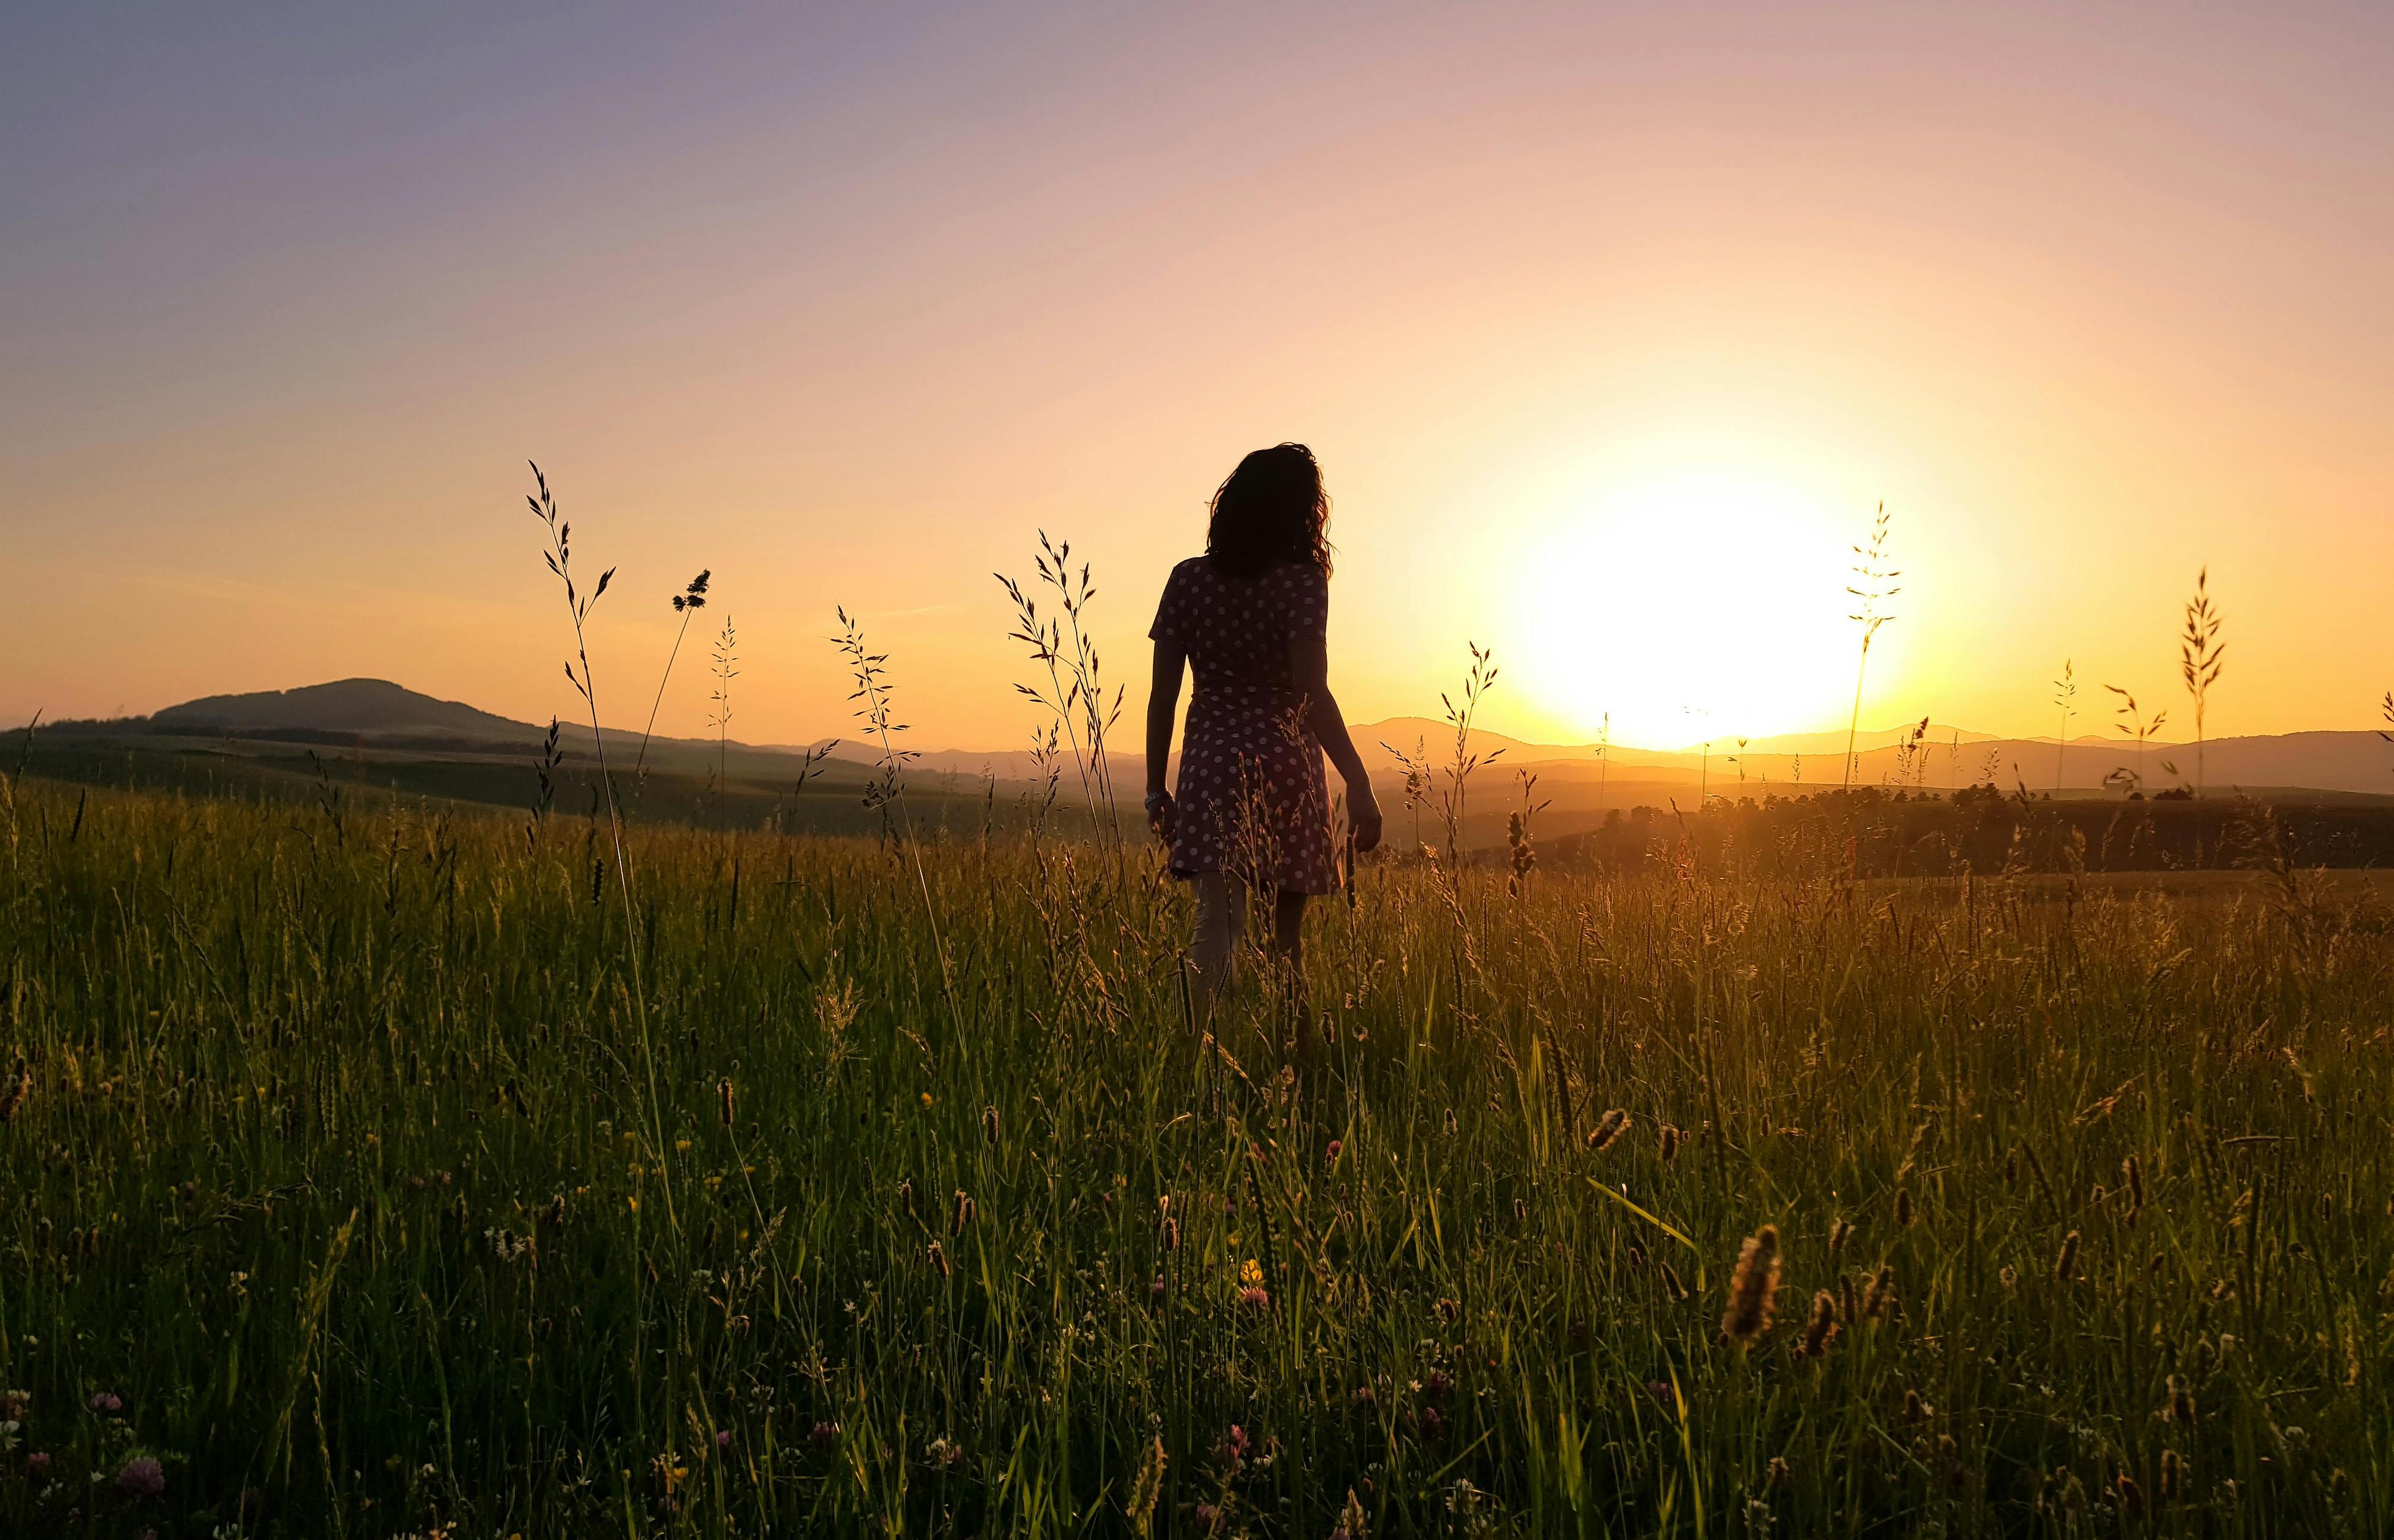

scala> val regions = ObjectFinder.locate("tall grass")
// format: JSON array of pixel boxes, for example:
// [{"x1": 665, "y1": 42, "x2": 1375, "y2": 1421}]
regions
[
  {"x1": 1842, "y1": 503, "x2": 1901, "y2": 789},
  {"x1": 1, "y1": 773, "x2": 2388, "y2": 1536}
]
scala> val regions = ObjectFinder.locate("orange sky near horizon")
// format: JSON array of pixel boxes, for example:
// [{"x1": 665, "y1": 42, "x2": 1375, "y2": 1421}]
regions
[{"x1": 5, "y1": 4, "x2": 2392, "y2": 753}]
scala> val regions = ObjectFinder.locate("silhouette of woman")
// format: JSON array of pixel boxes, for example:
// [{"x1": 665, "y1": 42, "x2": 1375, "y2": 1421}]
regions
[{"x1": 1145, "y1": 443, "x2": 1383, "y2": 989}]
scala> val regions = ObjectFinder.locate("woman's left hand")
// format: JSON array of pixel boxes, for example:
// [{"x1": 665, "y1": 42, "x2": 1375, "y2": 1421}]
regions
[{"x1": 1145, "y1": 791, "x2": 1176, "y2": 841}]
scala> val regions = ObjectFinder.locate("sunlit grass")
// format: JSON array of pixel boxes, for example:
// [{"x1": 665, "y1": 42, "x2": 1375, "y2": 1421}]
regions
[{"x1": 0, "y1": 777, "x2": 2388, "y2": 1536}]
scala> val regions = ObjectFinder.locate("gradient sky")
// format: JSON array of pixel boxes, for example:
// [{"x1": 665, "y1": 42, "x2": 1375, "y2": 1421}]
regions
[{"x1": 6, "y1": 2, "x2": 2391, "y2": 751}]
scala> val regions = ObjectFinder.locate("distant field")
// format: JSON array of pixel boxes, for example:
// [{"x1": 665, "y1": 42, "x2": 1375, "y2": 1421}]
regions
[
  {"x1": 10, "y1": 733, "x2": 1059, "y2": 840},
  {"x1": 2, "y1": 773, "x2": 2388, "y2": 1536}
]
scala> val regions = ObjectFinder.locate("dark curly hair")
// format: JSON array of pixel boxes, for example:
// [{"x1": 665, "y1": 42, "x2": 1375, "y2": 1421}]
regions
[{"x1": 1205, "y1": 443, "x2": 1332, "y2": 580}]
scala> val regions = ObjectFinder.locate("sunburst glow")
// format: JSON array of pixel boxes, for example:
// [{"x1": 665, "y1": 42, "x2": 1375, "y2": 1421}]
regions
[{"x1": 1511, "y1": 471, "x2": 1863, "y2": 748}]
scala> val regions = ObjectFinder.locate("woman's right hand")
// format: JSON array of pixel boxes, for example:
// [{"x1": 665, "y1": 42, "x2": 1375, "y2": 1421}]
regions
[{"x1": 1145, "y1": 791, "x2": 1176, "y2": 842}]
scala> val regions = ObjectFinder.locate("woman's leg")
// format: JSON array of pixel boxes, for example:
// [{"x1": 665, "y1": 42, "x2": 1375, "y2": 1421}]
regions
[
  {"x1": 1188, "y1": 872, "x2": 1247, "y2": 998},
  {"x1": 1271, "y1": 888, "x2": 1309, "y2": 968}
]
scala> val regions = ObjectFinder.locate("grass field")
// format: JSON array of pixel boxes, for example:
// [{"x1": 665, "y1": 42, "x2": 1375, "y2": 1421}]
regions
[{"x1": 1, "y1": 772, "x2": 2389, "y2": 1536}]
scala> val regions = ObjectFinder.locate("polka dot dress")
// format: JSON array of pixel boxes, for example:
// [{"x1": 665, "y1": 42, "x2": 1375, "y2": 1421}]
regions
[{"x1": 1149, "y1": 557, "x2": 1340, "y2": 894}]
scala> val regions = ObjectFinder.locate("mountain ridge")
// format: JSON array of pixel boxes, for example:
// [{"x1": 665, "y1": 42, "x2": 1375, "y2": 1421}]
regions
[{"x1": 41, "y1": 678, "x2": 2394, "y2": 798}]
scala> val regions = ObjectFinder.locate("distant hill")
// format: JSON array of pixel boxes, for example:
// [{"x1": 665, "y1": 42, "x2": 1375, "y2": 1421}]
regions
[{"x1": 151, "y1": 678, "x2": 534, "y2": 741}]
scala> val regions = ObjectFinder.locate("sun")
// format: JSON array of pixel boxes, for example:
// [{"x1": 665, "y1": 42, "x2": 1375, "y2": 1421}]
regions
[{"x1": 1511, "y1": 469, "x2": 1862, "y2": 748}]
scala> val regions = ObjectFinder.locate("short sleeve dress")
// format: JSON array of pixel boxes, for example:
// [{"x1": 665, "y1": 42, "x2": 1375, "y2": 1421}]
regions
[{"x1": 1148, "y1": 557, "x2": 1340, "y2": 894}]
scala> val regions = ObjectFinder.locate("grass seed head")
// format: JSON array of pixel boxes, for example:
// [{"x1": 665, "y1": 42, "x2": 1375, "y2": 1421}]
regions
[
  {"x1": 1588, "y1": 1108, "x2": 1630, "y2": 1151},
  {"x1": 1828, "y1": 1218, "x2": 1852, "y2": 1252},
  {"x1": 1798, "y1": 1290, "x2": 1840, "y2": 1357},
  {"x1": 2054, "y1": 1229, "x2": 2082, "y2": 1282},
  {"x1": 1862, "y1": 1265, "x2": 1896, "y2": 1321},
  {"x1": 1722, "y1": 1225, "x2": 1781, "y2": 1346},
  {"x1": 0, "y1": 1057, "x2": 27, "y2": 1124},
  {"x1": 1894, "y1": 1186, "x2": 1915, "y2": 1227}
]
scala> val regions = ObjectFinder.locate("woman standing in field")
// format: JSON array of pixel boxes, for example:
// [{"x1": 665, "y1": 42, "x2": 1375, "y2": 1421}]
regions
[{"x1": 1145, "y1": 443, "x2": 1383, "y2": 990}]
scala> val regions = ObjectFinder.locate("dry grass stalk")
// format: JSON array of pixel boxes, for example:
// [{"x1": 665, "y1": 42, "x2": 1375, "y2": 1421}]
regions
[{"x1": 2180, "y1": 567, "x2": 2226, "y2": 796}]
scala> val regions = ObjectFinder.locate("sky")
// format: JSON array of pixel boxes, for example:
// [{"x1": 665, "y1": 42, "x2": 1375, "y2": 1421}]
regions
[{"x1": 4, "y1": 2, "x2": 2391, "y2": 752}]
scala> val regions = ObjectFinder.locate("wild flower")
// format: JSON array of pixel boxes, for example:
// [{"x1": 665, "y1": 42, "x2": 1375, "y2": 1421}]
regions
[
  {"x1": 90, "y1": 1392, "x2": 121, "y2": 1413},
  {"x1": 1723, "y1": 1226, "x2": 1781, "y2": 1346},
  {"x1": 928, "y1": 1435, "x2": 962, "y2": 1469},
  {"x1": 115, "y1": 1456, "x2": 165, "y2": 1498},
  {"x1": 1331, "y1": 1486, "x2": 1369, "y2": 1540},
  {"x1": 808, "y1": 1421, "x2": 839, "y2": 1448}
]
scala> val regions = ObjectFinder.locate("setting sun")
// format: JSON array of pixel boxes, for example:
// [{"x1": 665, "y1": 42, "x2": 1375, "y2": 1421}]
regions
[{"x1": 1509, "y1": 469, "x2": 1867, "y2": 747}]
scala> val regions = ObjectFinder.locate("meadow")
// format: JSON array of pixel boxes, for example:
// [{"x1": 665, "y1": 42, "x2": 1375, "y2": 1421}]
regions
[{"x1": 1, "y1": 763, "x2": 2389, "y2": 1538}]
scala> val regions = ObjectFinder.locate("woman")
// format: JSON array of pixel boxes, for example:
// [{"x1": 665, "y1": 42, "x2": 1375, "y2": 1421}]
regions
[{"x1": 1145, "y1": 443, "x2": 1382, "y2": 988}]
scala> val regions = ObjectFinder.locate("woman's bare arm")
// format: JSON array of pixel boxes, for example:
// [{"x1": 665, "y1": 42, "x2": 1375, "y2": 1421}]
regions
[
  {"x1": 1291, "y1": 631, "x2": 1383, "y2": 850},
  {"x1": 1147, "y1": 641, "x2": 1185, "y2": 834}
]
